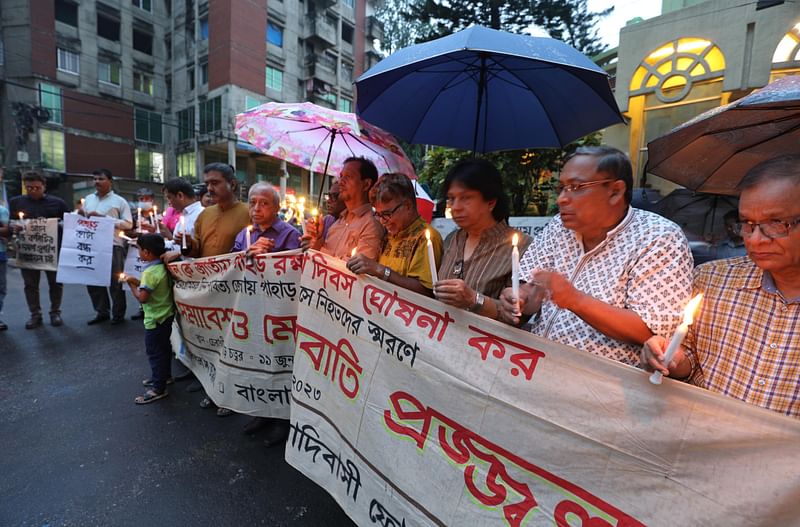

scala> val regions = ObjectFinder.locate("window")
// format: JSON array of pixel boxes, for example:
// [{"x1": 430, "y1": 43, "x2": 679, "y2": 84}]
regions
[
  {"x1": 338, "y1": 98, "x2": 352, "y2": 113},
  {"x1": 199, "y1": 96, "x2": 222, "y2": 133},
  {"x1": 135, "y1": 150, "x2": 164, "y2": 182},
  {"x1": 98, "y1": 60, "x2": 121, "y2": 85},
  {"x1": 177, "y1": 152, "x2": 196, "y2": 180},
  {"x1": 132, "y1": 0, "x2": 152, "y2": 12},
  {"x1": 267, "y1": 22, "x2": 283, "y2": 47},
  {"x1": 200, "y1": 62, "x2": 208, "y2": 84},
  {"x1": 245, "y1": 96, "x2": 262, "y2": 111},
  {"x1": 39, "y1": 83, "x2": 63, "y2": 125},
  {"x1": 266, "y1": 66, "x2": 283, "y2": 91},
  {"x1": 188, "y1": 67, "x2": 195, "y2": 90},
  {"x1": 177, "y1": 108, "x2": 195, "y2": 141},
  {"x1": 342, "y1": 24, "x2": 354, "y2": 44},
  {"x1": 55, "y1": 0, "x2": 79, "y2": 27},
  {"x1": 133, "y1": 28, "x2": 153, "y2": 54},
  {"x1": 135, "y1": 108, "x2": 162, "y2": 143},
  {"x1": 40, "y1": 129, "x2": 65, "y2": 171},
  {"x1": 200, "y1": 17, "x2": 209, "y2": 40},
  {"x1": 343, "y1": 0, "x2": 354, "y2": 8},
  {"x1": 133, "y1": 71, "x2": 154, "y2": 95},
  {"x1": 97, "y1": 12, "x2": 121, "y2": 41},
  {"x1": 165, "y1": 35, "x2": 172, "y2": 60},
  {"x1": 341, "y1": 63, "x2": 354, "y2": 83},
  {"x1": 57, "y1": 48, "x2": 79, "y2": 74}
]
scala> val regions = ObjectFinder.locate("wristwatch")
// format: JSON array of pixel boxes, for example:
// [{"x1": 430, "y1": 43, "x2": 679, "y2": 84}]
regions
[
  {"x1": 383, "y1": 266, "x2": 391, "y2": 281},
  {"x1": 468, "y1": 292, "x2": 485, "y2": 313}
]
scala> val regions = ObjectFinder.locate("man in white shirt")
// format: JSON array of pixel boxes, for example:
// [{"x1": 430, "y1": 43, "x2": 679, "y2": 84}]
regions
[
  {"x1": 80, "y1": 168, "x2": 133, "y2": 325},
  {"x1": 162, "y1": 177, "x2": 203, "y2": 241}
]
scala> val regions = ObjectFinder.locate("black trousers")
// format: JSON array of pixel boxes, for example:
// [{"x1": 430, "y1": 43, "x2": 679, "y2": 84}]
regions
[{"x1": 86, "y1": 244, "x2": 127, "y2": 319}]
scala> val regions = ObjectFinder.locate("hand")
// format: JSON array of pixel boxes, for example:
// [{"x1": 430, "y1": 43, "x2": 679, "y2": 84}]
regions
[
  {"x1": 86, "y1": 211, "x2": 103, "y2": 218},
  {"x1": 300, "y1": 232, "x2": 322, "y2": 251},
  {"x1": 158, "y1": 222, "x2": 173, "y2": 239},
  {"x1": 641, "y1": 335, "x2": 684, "y2": 375},
  {"x1": 123, "y1": 276, "x2": 141, "y2": 287},
  {"x1": 162, "y1": 250, "x2": 182, "y2": 264},
  {"x1": 498, "y1": 286, "x2": 524, "y2": 325},
  {"x1": 433, "y1": 279, "x2": 475, "y2": 309},
  {"x1": 10, "y1": 222, "x2": 24, "y2": 234},
  {"x1": 532, "y1": 270, "x2": 584, "y2": 311},
  {"x1": 346, "y1": 254, "x2": 380, "y2": 276},
  {"x1": 174, "y1": 231, "x2": 192, "y2": 250},
  {"x1": 139, "y1": 222, "x2": 156, "y2": 233},
  {"x1": 247, "y1": 237, "x2": 275, "y2": 256}
]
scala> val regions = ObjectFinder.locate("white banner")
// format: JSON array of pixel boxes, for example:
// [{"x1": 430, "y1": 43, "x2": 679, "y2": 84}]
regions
[
  {"x1": 169, "y1": 250, "x2": 304, "y2": 418},
  {"x1": 56, "y1": 213, "x2": 115, "y2": 286},
  {"x1": 285, "y1": 251, "x2": 800, "y2": 527},
  {"x1": 12, "y1": 217, "x2": 59, "y2": 271},
  {"x1": 432, "y1": 216, "x2": 551, "y2": 240},
  {"x1": 123, "y1": 245, "x2": 146, "y2": 279}
]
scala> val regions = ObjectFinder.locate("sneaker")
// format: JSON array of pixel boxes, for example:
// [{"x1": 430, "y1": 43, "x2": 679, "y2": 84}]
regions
[{"x1": 25, "y1": 317, "x2": 43, "y2": 330}]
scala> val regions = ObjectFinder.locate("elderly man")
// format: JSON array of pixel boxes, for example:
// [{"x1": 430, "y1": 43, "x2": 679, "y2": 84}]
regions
[
  {"x1": 498, "y1": 146, "x2": 693, "y2": 366},
  {"x1": 304, "y1": 157, "x2": 383, "y2": 259},
  {"x1": 9, "y1": 171, "x2": 70, "y2": 328},
  {"x1": 80, "y1": 169, "x2": 133, "y2": 325},
  {"x1": 643, "y1": 155, "x2": 800, "y2": 418},
  {"x1": 232, "y1": 183, "x2": 300, "y2": 254}
]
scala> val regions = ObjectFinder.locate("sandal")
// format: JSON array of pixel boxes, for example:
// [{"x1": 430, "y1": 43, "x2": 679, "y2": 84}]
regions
[
  {"x1": 135, "y1": 389, "x2": 168, "y2": 405},
  {"x1": 199, "y1": 396, "x2": 215, "y2": 409},
  {"x1": 216, "y1": 407, "x2": 234, "y2": 417},
  {"x1": 142, "y1": 377, "x2": 175, "y2": 387}
]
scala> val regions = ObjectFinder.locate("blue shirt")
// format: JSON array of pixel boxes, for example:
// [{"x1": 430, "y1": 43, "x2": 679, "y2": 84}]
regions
[
  {"x1": 0, "y1": 205, "x2": 8, "y2": 261},
  {"x1": 231, "y1": 217, "x2": 301, "y2": 253}
]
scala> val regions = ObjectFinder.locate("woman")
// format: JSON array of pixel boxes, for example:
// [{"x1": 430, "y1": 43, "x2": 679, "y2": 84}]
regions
[
  {"x1": 434, "y1": 159, "x2": 531, "y2": 319},
  {"x1": 347, "y1": 173, "x2": 442, "y2": 297}
]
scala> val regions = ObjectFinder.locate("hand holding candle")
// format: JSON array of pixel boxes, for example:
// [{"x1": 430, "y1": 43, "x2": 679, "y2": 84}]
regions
[
  {"x1": 425, "y1": 229, "x2": 438, "y2": 285},
  {"x1": 246, "y1": 225, "x2": 253, "y2": 250},
  {"x1": 118, "y1": 272, "x2": 127, "y2": 284},
  {"x1": 511, "y1": 233, "x2": 521, "y2": 315},
  {"x1": 179, "y1": 215, "x2": 187, "y2": 249},
  {"x1": 649, "y1": 293, "x2": 704, "y2": 385}
]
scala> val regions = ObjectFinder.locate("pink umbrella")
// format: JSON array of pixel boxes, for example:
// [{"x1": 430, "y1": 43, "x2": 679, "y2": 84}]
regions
[{"x1": 235, "y1": 102, "x2": 417, "y2": 192}]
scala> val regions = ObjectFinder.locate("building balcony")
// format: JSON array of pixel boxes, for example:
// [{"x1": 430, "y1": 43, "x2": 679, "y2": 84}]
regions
[
  {"x1": 366, "y1": 15, "x2": 384, "y2": 43},
  {"x1": 304, "y1": 13, "x2": 338, "y2": 48},
  {"x1": 305, "y1": 53, "x2": 337, "y2": 86}
]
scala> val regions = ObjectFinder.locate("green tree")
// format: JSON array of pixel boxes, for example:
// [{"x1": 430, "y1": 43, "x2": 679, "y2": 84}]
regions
[
  {"x1": 374, "y1": 0, "x2": 429, "y2": 54},
  {"x1": 409, "y1": 0, "x2": 535, "y2": 42},
  {"x1": 530, "y1": 0, "x2": 613, "y2": 56}
]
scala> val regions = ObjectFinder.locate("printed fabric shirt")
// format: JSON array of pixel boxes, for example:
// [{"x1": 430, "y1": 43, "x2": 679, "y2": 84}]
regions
[
  {"x1": 684, "y1": 257, "x2": 800, "y2": 418},
  {"x1": 139, "y1": 261, "x2": 175, "y2": 329},
  {"x1": 439, "y1": 220, "x2": 532, "y2": 301},
  {"x1": 83, "y1": 191, "x2": 133, "y2": 247},
  {"x1": 231, "y1": 217, "x2": 301, "y2": 252},
  {"x1": 322, "y1": 203, "x2": 384, "y2": 260},
  {"x1": 519, "y1": 207, "x2": 693, "y2": 366},
  {"x1": 0, "y1": 205, "x2": 8, "y2": 261},
  {"x1": 191, "y1": 202, "x2": 250, "y2": 258},
  {"x1": 378, "y1": 216, "x2": 443, "y2": 291}
]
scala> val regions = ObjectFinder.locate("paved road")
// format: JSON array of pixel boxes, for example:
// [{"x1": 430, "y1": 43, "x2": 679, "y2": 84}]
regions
[{"x1": 0, "y1": 269, "x2": 355, "y2": 527}]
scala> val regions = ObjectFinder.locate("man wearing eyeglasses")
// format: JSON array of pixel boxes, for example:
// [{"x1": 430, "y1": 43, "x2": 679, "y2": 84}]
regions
[
  {"x1": 642, "y1": 155, "x2": 800, "y2": 418},
  {"x1": 498, "y1": 146, "x2": 693, "y2": 367}
]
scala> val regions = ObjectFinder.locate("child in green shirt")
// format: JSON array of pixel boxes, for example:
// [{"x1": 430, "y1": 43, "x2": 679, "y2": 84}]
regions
[{"x1": 122, "y1": 234, "x2": 175, "y2": 404}]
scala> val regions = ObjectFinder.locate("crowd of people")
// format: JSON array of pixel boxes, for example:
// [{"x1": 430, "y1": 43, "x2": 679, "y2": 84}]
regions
[{"x1": 0, "y1": 147, "x2": 797, "y2": 442}]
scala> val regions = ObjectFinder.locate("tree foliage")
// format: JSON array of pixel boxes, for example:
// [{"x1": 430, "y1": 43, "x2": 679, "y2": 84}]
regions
[
  {"x1": 374, "y1": 0, "x2": 429, "y2": 55},
  {"x1": 408, "y1": 0, "x2": 535, "y2": 42},
  {"x1": 530, "y1": 0, "x2": 613, "y2": 56}
]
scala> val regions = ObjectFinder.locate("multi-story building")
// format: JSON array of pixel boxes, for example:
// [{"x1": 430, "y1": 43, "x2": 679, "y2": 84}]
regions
[{"x1": 0, "y1": 0, "x2": 384, "y2": 202}]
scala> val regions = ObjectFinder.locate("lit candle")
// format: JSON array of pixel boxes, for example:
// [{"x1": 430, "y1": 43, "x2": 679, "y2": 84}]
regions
[
  {"x1": 444, "y1": 207, "x2": 453, "y2": 219},
  {"x1": 180, "y1": 215, "x2": 187, "y2": 249},
  {"x1": 149, "y1": 211, "x2": 155, "y2": 227},
  {"x1": 118, "y1": 230, "x2": 133, "y2": 241},
  {"x1": 18, "y1": 212, "x2": 24, "y2": 220},
  {"x1": 511, "y1": 233, "x2": 520, "y2": 315},
  {"x1": 246, "y1": 225, "x2": 253, "y2": 250},
  {"x1": 18, "y1": 212, "x2": 26, "y2": 231},
  {"x1": 650, "y1": 294, "x2": 704, "y2": 385},
  {"x1": 153, "y1": 204, "x2": 159, "y2": 223},
  {"x1": 350, "y1": 247, "x2": 357, "y2": 258},
  {"x1": 80, "y1": 198, "x2": 85, "y2": 209},
  {"x1": 425, "y1": 229, "x2": 438, "y2": 285},
  {"x1": 137, "y1": 207, "x2": 142, "y2": 232},
  {"x1": 118, "y1": 272, "x2": 127, "y2": 284}
]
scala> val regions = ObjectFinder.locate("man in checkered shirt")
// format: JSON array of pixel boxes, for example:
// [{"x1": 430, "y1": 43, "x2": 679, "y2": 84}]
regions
[
  {"x1": 498, "y1": 146, "x2": 694, "y2": 367},
  {"x1": 643, "y1": 155, "x2": 800, "y2": 418}
]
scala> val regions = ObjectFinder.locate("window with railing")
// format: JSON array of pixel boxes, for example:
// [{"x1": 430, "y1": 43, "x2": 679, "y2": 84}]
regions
[
  {"x1": 57, "y1": 48, "x2": 80, "y2": 74},
  {"x1": 99, "y1": 61, "x2": 121, "y2": 86},
  {"x1": 177, "y1": 108, "x2": 195, "y2": 141},
  {"x1": 134, "y1": 71, "x2": 154, "y2": 95},
  {"x1": 135, "y1": 150, "x2": 164, "y2": 182},
  {"x1": 199, "y1": 97, "x2": 222, "y2": 133},
  {"x1": 39, "y1": 83, "x2": 63, "y2": 125},
  {"x1": 266, "y1": 66, "x2": 283, "y2": 91}
]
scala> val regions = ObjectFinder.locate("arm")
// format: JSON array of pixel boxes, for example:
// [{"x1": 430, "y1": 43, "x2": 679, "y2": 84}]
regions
[
  {"x1": 116, "y1": 200, "x2": 133, "y2": 231},
  {"x1": 123, "y1": 277, "x2": 151, "y2": 303},
  {"x1": 356, "y1": 218, "x2": 384, "y2": 260},
  {"x1": 347, "y1": 255, "x2": 433, "y2": 297}
]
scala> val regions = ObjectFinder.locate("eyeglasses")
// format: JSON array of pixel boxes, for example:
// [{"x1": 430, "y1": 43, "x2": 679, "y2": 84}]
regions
[
  {"x1": 732, "y1": 218, "x2": 800, "y2": 239},
  {"x1": 555, "y1": 178, "x2": 617, "y2": 195},
  {"x1": 323, "y1": 192, "x2": 340, "y2": 201},
  {"x1": 374, "y1": 202, "x2": 405, "y2": 221}
]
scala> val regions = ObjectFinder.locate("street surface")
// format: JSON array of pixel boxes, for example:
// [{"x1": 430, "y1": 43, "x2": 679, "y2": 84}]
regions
[{"x1": 0, "y1": 269, "x2": 355, "y2": 527}]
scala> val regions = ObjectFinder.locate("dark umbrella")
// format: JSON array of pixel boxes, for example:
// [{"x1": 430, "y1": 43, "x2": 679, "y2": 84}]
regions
[
  {"x1": 355, "y1": 25, "x2": 624, "y2": 153},
  {"x1": 647, "y1": 76, "x2": 800, "y2": 196}
]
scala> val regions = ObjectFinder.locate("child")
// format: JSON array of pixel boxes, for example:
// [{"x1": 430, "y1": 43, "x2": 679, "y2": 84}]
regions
[{"x1": 123, "y1": 234, "x2": 175, "y2": 404}]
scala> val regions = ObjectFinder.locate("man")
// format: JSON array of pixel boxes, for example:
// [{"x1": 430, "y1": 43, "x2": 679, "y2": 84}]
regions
[
  {"x1": 163, "y1": 177, "x2": 203, "y2": 240},
  {"x1": 321, "y1": 180, "x2": 345, "y2": 240},
  {"x1": 304, "y1": 157, "x2": 383, "y2": 259},
  {"x1": 80, "y1": 169, "x2": 133, "y2": 325},
  {"x1": 9, "y1": 172, "x2": 70, "y2": 328},
  {"x1": 175, "y1": 163, "x2": 249, "y2": 416},
  {"x1": 643, "y1": 155, "x2": 800, "y2": 418},
  {"x1": 232, "y1": 183, "x2": 300, "y2": 254},
  {"x1": 498, "y1": 146, "x2": 693, "y2": 366}
]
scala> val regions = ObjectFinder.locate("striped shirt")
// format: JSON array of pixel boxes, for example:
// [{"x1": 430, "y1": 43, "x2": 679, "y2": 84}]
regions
[
  {"x1": 685, "y1": 257, "x2": 800, "y2": 418},
  {"x1": 439, "y1": 220, "x2": 532, "y2": 301}
]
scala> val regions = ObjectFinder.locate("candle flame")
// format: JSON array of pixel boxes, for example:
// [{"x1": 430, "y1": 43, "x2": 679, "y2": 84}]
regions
[
  {"x1": 350, "y1": 247, "x2": 357, "y2": 257},
  {"x1": 425, "y1": 228, "x2": 431, "y2": 241},
  {"x1": 444, "y1": 207, "x2": 453, "y2": 219},
  {"x1": 311, "y1": 208, "x2": 319, "y2": 217},
  {"x1": 682, "y1": 293, "x2": 704, "y2": 325},
  {"x1": 18, "y1": 212, "x2": 24, "y2": 219},
  {"x1": 512, "y1": 233, "x2": 519, "y2": 247},
  {"x1": 119, "y1": 273, "x2": 126, "y2": 280},
  {"x1": 246, "y1": 224, "x2": 253, "y2": 232}
]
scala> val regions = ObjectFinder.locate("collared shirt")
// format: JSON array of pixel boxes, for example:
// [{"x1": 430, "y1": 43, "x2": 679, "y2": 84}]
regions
[
  {"x1": 83, "y1": 191, "x2": 133, "y2": 247},
  {"x1": 519, "y1": 207, "x2": 693, "y2": 366},
  {"x1": 231, "y1": 217, "x2": 301, "y2": 253},
  {"x1": 0, "y1": 205, "x2": 8, "y2": 261},
  {"x1": 322, "y1": 203, "x2": 384, "y2": 260},
  {"x1": 378, "y1": 216, "x2": 443, "y2": 291},
  {"x1": 192, "y1": 202, "x2": 250, "y2": 258},
  {"x1": 139, "y1": 261, "x2": 174, "y2": 329},
  {"x1": 9, "y1": 194, "x2": 70, "y2": 219},
  {"x1": 173, "y1": 200, "x2": 204, "y2": 238},
  {"x1": 439, "y1": 220, "x2": 532, "y2": 300},
  {"x1": 685, "y1": 257, "x2": 800, "y2": 418}
]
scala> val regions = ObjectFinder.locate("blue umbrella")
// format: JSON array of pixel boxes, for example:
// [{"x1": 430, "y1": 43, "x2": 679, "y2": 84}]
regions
[{"x1": 355, "y1": 25, "x2": 624, "y2": 153}]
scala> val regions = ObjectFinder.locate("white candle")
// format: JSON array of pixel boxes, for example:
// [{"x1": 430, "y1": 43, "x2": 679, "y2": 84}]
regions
[
  {"x1": 118, "y1": 230, "x2": 133, "y2": 241},
  {"x1": 350, "y1": 247, "x2": 357, "y2": 258},
  {"x1": 153, "y1": 205, "x2": 159, "y2": 223},
  {"x1": 650, "y1": 293, "x2": 704, "y2": 385},
  {"x1": 425, "y1": 229, "x2": 438, "y2": 285},
  {"x1": 246, "y1": 225, "x2": 253, "y2": 250},
  {"x1": 80, "y1": 198, "x2": 85, "y2": 209},
  {"x1": 180, "y1": 215, "x2": 187, "y2": 249},
  {"x1": 149, "y1": 211, "x2": 155, "y2": 227},
  {"x1": 18, "y1": 212, "x2": 27, "y2": 231},
  {"x1": 137, "y1": 207, "x2": 142, "y2": 232},
  {"x1": 511, "y1": 232, "x2": 520, "y2": 315}
]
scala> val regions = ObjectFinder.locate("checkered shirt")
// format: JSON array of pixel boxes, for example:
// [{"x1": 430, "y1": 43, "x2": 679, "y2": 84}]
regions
[
  {"x1": 519, "y1": 207, "x2": 693, "y2": 366},
  {"x1": 685, "y1": 257, "x2": 800, "y2": 418}
]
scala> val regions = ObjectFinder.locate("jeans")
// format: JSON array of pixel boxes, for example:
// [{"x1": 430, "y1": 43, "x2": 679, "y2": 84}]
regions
[
  {"x1": 0, "y1": 260, "x2": 6, "y2": 314},
  {"x1": 87, "y1": 245, "x2": 127, "y2": 319},
  {"x1": 21, "y1": 268, "x2": 63, "y2": 318},
  {"x1": 145, "y1": 315, "x2": 174, "y2": 392}
]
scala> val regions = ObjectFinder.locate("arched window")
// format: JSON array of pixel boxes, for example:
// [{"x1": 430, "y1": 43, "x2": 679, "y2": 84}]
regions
[{"x1": 773, "y1": 22, "x2": 800, "y2": 65}]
